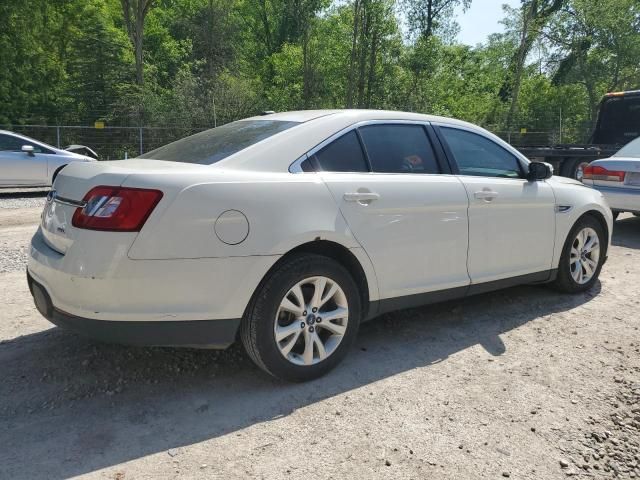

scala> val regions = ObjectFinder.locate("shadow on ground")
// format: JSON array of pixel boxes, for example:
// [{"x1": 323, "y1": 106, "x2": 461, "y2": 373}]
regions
[
  {"x1": 0, "y1": 280, "x2": 600, "y2": 478},
  {"x1": 0, "y1": 189, "x2": 48, "y2": 199},
  {"x1": 612, "y1": 215, "x2": 640, "y2": 249}
]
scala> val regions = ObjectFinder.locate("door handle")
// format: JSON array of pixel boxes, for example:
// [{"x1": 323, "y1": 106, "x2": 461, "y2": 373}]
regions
[
  {"x1": 474, "y1": 190, "x2": 499, "y2": 201},
  {"x1": 343, "y1": 192, "x2": 380, "y2": 203}
]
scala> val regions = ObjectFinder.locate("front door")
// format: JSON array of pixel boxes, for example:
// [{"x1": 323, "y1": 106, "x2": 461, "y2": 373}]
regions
[{"x1": 437, "y1": 125, "x2": 556, "y2": 284}]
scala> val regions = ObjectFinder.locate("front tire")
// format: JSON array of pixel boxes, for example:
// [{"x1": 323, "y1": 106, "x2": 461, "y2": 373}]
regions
[
  {"x1": 553, "y1": 215, "x2": 605, "y2": 293},
  {"x1": 241, "y1": 254, "x2": 361, "y2": 382}
]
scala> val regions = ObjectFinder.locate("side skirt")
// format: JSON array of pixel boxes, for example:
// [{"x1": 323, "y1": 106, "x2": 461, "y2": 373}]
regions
[{"x1": 366, "y1": 269, "x2": 557, "y2": 321}]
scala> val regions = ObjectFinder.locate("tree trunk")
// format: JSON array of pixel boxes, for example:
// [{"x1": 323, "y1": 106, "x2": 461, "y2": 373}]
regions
[{"x1": 346, "y1": 0, "x2": 361, "y2": 108}]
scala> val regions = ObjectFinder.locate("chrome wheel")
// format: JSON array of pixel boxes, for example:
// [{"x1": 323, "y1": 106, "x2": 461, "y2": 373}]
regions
[
  {"x1": 274, "y1": 276, "x2": 349, "y2": 366},
  {"x1": 569, "y1": 227, "x2": 600, "y2": 284}
]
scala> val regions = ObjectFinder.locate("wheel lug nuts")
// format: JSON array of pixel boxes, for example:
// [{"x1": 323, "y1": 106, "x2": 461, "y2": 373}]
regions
[
  {"x1": 312, "y1": 307, "x2": 317, "y2": 313},
  {"x1": 309, "y1": 326, "x2": 315, "y2": 333},
  {"x1": 300, "y1": 322, "x2": 305, "y2": 329},
  {"x1": 316, "y1": 317, "x2": 322, "y2": 323},
  {"x1": 302, "y1": 311, "x2": 307, "y2": 316}
]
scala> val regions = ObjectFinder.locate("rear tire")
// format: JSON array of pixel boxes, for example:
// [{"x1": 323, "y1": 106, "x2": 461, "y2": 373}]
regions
[
  {"x1": 561, "y1": 158, "x2": 591, "y2": 180},
  {"x1": 553, "y1": 215, "x2": 605, "y2": 293},
  {"x1": 240, "y1": 253, "x2": 361, "y2": 382}
]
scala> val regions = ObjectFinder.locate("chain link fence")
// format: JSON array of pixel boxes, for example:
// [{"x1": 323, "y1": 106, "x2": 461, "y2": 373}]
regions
[
  {"x1": 1, "y1": 125, "x2": 208, "y2": 160},
  {"x1": 2, "y1": 123, "x2": 595, "y2": 160}
]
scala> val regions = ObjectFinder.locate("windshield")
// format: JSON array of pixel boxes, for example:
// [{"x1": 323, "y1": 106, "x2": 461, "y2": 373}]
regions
[
  {"x1": 613, "y1": 136, "x2": 640, "y2": 158},
  {"x1": 137, "y1": 120, "x2": 299, "y2": 164}
]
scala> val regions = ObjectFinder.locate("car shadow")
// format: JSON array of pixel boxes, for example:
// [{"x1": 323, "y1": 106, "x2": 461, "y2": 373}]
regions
[
  {"x1": 0, "y1": 281, "x2": 600, "y2": 479},
  {"x1": 0, "y1": 189, "x2": 49, "y2": 199},
  {"x1": 612, "y1": 215, "x2": 640, "y2": 248}
]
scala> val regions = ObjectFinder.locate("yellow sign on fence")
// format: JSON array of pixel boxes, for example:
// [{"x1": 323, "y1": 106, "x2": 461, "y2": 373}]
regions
[
  {"x1": 520, "y1": 127, "x2": 527, "y2": 134},
  {"x1": 94, "y1": 121, "x2": 105, "y2": 129}
]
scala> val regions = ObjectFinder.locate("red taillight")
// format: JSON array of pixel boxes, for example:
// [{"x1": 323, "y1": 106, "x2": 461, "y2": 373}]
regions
[
  {"x1": 583, "y1": 165, "x2": 626, "y2": 182},
  {"x1": 72, "y1": 186, "x2": 163, "y2": 231}
]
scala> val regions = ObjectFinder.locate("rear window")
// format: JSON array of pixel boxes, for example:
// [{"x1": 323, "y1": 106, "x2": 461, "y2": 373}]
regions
[
  {"x1": 613, "y1": 136, "x2": 640, "y2": 158},
  {"x1": 137, "y1": 120, "x2": 299, "y2": 164}
]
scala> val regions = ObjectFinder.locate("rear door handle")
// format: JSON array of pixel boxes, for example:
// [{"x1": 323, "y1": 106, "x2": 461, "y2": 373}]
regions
[
  {"x1": 343, "y1": 192, "x2": 380, "y2": 203},
  {"x1": 474, "y1": 190, "x2": 499, "y2": 201}
]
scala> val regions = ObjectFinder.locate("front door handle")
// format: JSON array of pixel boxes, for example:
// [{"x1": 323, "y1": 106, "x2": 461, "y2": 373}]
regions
[
  {"x1": 474, "y1": 189, "x2": 499, "y2": 201},
  {"x1": 343, "y1": 192, "x2": 380, "y2": 204}
]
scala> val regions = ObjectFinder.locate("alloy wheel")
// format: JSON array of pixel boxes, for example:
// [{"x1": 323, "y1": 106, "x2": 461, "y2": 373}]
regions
[
  {"x1": 569, "y1": 227, "x2": 600, "y2": 284},
  {"x1": 274, "y1": 276, "x2": 349, "y2": 366}
]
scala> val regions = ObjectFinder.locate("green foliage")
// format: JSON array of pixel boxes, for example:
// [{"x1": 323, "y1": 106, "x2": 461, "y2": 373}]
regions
[{"x1": 1, "y1": 0, "x2": 639, "y2": 139}]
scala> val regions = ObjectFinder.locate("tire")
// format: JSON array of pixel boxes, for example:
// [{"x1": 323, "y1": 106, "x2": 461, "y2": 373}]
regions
[
  {"x1": 553, "y1": 215, "x2": 606, "y2": 293},
  {"x1": 560, "y1": 158, "x2": 591, "y2": 180},
  {"x1": 241, "y1": 253, "x2": 362, "y2": 382}
]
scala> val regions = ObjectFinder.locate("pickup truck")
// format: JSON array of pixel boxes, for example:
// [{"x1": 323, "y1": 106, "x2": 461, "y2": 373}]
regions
[{"x1": 517, "y1": 90, "x2": 640, "y2": 179}]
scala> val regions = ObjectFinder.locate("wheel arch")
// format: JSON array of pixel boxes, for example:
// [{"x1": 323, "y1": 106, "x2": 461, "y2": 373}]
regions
[
  {"x1": 246, "y1": 239, "x2": 376, "y2": 322},
  {"x1": 51, "y1": 164, "x2": 68, "y2": 186},
  {"x1": 580, "y1": 209, "x2": 610, "y2": 258}
]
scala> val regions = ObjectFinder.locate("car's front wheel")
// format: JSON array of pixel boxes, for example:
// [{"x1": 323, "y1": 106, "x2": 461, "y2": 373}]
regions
[
  {"x1": 553, "y1": 215, "x2": 606, "y2": 293},
  {"x1": 241, "y1": 254, "x2": 361, "y2": 382}
]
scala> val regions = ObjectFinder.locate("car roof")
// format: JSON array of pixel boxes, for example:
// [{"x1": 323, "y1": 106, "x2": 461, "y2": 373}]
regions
[{"x1": 243, "y1": 109, "x2": 475, "y2": 128}]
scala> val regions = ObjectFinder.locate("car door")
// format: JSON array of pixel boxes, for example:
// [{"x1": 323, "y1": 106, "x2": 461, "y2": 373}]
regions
[
  {"x1": 0, "y1": 133, "x2": 49, "y2": 185},
  {"x1": 436, "y1": 124, "x2": 556, "y2": 286},
  {"x1": 302, "y1": 123, "x2": 470, "y2": 303}
]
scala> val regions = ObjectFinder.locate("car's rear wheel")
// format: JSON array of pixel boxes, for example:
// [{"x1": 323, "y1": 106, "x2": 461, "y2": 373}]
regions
[
  {"x1": 241, "y1": 254, "x2": 361, "y2": 382},
  {"x1": 553, "y1": 215, "x2": 605, "y2": 293}
]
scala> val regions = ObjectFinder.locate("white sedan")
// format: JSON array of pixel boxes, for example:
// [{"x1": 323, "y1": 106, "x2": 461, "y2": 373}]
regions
[
  {"x1": 0, "y1": 130, "x2": 95, "y2": 187},
  {"x1": 27, "y1": 110, "x2": 612, "y2": 381},
  {"x1": 582, "y1": 136, "x2": 640, "y2": 219}
]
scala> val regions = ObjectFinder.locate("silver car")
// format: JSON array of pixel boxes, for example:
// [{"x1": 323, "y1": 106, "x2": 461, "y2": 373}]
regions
[
  {"x1": 0, "y1": 130, "x2": 95, "y2": 188},
  {"x1": 583, "y1": 136, "x2": 640, "y2": 219}
]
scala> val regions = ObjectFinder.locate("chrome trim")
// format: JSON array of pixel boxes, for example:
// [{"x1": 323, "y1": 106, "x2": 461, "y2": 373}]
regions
[
  {"x1": 53, "y1": 193, "x2": 86, "y2": 208},
  {"x1": 555, "y1": 204, "x2": 573, "y2": 213},
  {"x1": 288, "y1": 119, "x2": 432, "y2": 173}
]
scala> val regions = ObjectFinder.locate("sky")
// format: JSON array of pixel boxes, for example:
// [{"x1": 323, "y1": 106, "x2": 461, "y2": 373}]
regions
[{"x1": 455, "y1": 0, "x2": 521, "y2": 46}]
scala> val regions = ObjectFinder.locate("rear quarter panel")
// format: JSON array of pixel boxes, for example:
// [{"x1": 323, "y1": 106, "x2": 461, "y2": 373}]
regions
[{"x1": 126, "y1": 170, "x2": 362, "y2": 260}]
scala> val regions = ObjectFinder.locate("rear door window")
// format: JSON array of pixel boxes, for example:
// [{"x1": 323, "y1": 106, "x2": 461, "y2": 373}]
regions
[
  {"x1": 304, "y1": 130, "x2": 369, "y2": 172},
  {"x1": 358, "y1": 124, "x2": 440, "y2": 174}
]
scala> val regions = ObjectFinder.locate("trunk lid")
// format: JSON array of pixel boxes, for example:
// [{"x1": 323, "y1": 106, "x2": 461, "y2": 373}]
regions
[{"x1": 41, "y1": 159, "x2": 202, "y2": 254}]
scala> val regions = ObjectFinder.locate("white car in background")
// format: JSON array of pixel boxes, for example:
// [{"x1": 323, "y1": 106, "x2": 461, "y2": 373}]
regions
[
  {"x1": 0, "y1": 130, "x2": 95, "y2": 187},
  {"x1": 27, "y1": 110, "x2": 612, "y2": 381},
  {"x1": 582, "y1": 136, "x2": 640, "y2": 219}
]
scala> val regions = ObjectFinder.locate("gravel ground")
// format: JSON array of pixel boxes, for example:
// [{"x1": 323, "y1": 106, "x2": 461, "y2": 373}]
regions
[{"x1": 1, "y1": 197, "x2": 639, "y2": 480}]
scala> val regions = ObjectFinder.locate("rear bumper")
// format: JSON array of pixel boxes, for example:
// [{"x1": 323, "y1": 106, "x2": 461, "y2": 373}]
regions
[
  {"x1": 592, "y1": 184, "x2": 640, "y2": 214},
  {"x1": 27, "y1": 272, "x2": 240, "y2": 348}
]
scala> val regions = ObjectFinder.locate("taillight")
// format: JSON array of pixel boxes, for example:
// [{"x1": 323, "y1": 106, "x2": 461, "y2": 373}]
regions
[
  {"x1": 582, "y1": 165, "x2": 626, "y2": 182},
  {"x1": 72, "y1": 186, "x2": 163, "y2": 231}
]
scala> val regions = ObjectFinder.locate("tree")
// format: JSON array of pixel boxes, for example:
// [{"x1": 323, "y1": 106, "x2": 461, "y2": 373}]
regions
[
  {"x1": 120, "y1": 0, "x2": 155, "y2": 85},
  {"x1": 403, "y1": 0, "x2": 470, "y2": 41},
  {"x1": 499, "y1": 0, "x2": 564, "y2": 130}
]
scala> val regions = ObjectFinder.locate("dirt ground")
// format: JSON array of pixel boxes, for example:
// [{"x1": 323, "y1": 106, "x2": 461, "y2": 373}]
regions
[{"x1": 1, "y1": 190, "x2": 639, "y2": 480}]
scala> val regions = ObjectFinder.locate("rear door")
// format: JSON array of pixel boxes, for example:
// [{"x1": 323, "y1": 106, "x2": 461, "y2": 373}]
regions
[
  {"x1": 0, "y1": 133, "x2": 49, "y2": 185},
  {"x1": 436, "y1": 124, "x2": 556, "y2": 285},
  {"x1": 305, "y1": 122, "x2": 470, "y2": 301}
]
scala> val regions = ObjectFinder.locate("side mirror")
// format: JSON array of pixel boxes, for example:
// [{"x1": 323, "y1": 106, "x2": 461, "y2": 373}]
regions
[
  {"x1": 21, "y1": 145, "x2": 35, "y2": 156},
  {"x1": 527, "y1": 161, "x2": 553, "y2": 181}
]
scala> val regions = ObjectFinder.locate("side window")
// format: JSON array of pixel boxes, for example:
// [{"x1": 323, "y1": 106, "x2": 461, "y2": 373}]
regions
[
  {"x1": 304, "y1": 130, "x2": 368, "y2": 172},
  {"x1": 359, "y1": 124, "x2": 440, "y2": 174},
  {"x1": 0, "y1": 134, "x2": 26, "y2": 152},
  {"x1": 0, "y1": 134, "x2": 53, "y2": 154},
  {"x1": 440, "y1": 127, "x2": 523, "y2": 178}
]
